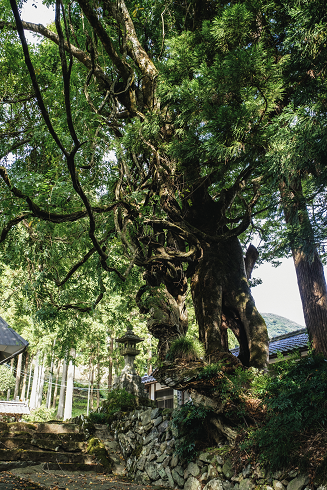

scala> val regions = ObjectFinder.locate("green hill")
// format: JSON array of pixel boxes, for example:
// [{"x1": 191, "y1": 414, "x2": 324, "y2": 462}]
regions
[{"x1": 262, "y1": 313, "x2": 304, "y2": 339}]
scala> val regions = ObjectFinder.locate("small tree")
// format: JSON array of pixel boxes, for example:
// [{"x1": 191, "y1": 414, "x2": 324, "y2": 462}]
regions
[{"x1": 0, "y1": 365, "x2": 15, "y2": 398}]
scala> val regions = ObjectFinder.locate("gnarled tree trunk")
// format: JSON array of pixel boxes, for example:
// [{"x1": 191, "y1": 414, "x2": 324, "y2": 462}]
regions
[{"x1": 191, "y1": 237, "x2": 269, "y2": 368}]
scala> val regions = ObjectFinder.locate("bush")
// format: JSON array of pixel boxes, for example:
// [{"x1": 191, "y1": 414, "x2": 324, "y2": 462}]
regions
[
  {"x1": 166, "y1": 337, "x2": 204, "y2": 362},
  {"x1": 0, "y1": 365, "x2": 15, "y2": 396},
  {"x1": 245, "y1": 354, "x2": 327, "y2": 470},
  {"x1": 172, "y1": 402, "x2": 214, "y2": 462},
  {"x1": 23, "y1": 406, "x2": 56, "y2": 422}
]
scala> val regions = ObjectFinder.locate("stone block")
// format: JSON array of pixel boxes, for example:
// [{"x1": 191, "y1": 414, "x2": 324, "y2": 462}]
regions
[
  {"x1": 145, "y1": 462, "x2": 159, "y2": 481},
  {"x1": 158, "y1": 420, "x2": 169, "y2": 434},
  {"x1": 159, "y1": 467, "x2": 168, "y2": 480},
  {"x1": 184, "y1": 476, "x2": 202, "y2": 490},
  {"x1": 239, "y1": 478, "x2": 253, "y2": 490},
  {"x1": 151, "y1": 408, "x2": 161, "y2": 419},
  {"x1": 273, "y1": 480, "x2": 285, "y2": 490},
  {"x1": 171, "y1": 453, "x2": 179, "y2": 468},
  {"x1": 208, "y1": 464, "x2": 218, "y2": 479},
  {"x1": 201, "y1": 473, "x2": 208, "y2": 482},
  {"x1": 222, "y1": 459, "x2": 233, "y2": 479},
  {"x1": 165, "y1": 466, "x2": 175, "y2": 488},
  {"x1": 203, "y1": 478, "x2": 224, "y2": 490},
  {"x1": 287, "y1": 475, "x2": 310, "y2": 490},
  {"x1": 157, "y1": 452, "x2": 167, "y2": 463},
  {"x1": 154, "y1": 416, "x2": 163, "y2": 427},
  {"x1": 199, "y1": 452, "x2": 211, "y2": 463},
  {"x1": 223, "y1": 482, "x2": 234, "y2": 490},
  {"x1": 136, "y1": 457, "x2": 146, "y2": 471},
  {"x1": 172, "y1": 468, "x2": 185, "y2": 487},
  {"x1": 141, "y1": 409, "x2": 152, "y2": 426},
  {"x1": 187, "y1": 462, "x2": 200, "y2": 477},
  {"x1": 162, "y1": 456, "x2": 171, "y2": 468}
]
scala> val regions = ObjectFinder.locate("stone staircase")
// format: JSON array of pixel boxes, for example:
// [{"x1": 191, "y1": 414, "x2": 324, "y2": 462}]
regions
[{"x1": 0, "y1": 421, "x2": 121, "y2": 473}]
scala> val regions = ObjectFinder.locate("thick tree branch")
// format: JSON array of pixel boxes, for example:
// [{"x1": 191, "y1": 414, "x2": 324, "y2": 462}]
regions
[
  {"x1": 0, "y1": 20, "x2": 113, "y2": 91},
  {"x1": 0, "y1": 213, "x2": 31, "y2": 242}
]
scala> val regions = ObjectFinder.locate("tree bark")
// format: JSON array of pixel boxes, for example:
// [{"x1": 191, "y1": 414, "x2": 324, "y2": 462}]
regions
[
  {"x1": 37, "y1": 361, "x2": 45, "y2": 408},
  {"x1": 20, "y1": 352, "x2": 29, "y2": 401},
  {"x1": 14, "y1": 353, "x2": 22, "y2": 400},
  {"x1": 56, "y1": 357, "x2": 67, "y2": 419},
  {"x1": 96, "y1": 343, "x2": 100, "y2": 410},
  {"x1": 30, "y1": 353, "x2": 39, "y2": 409},
  {"x1": 63, "y1": 349, "x2": 75, "y2": 421},
  {"x1": 52, "y1": 361, "x2": 61, "y2": 409},
  {"x1": 280, "y1": 179, "x2": 327, "y2": 356},
  {"x1": 108, "y1": 336, "x2": 113, "y2": 392},
  {"x1": 191, "y1": 237, "x2": 269, "y2": 368}
]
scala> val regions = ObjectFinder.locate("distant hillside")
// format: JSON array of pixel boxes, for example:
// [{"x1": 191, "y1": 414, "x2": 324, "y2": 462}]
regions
[{"x1": 262, "y1": 313, "x2": 304, "y2": 339}]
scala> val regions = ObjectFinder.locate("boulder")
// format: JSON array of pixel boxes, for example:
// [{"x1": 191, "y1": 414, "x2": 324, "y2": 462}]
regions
[
  {"x1": 203, "y1": 478, "x2": 224, "y2": 490},
  {"x1": 239, "y1": 479, "x2": 254, "y2": 490},
  {"x1": 172, "y1": 468, "x2": 185, "y2": 487},
  {"x1": 187, "y1": 462, "x2": 200, "y2": 477},
  {"x1": 184, "y1": 476, "x2": 202, "y2": 490},
  {"x1": 287, "y1": 475, "x2": 310, "y2": 490},
  {"x1": 222, "y1": 459, "x2": 233, "y2": 479}
]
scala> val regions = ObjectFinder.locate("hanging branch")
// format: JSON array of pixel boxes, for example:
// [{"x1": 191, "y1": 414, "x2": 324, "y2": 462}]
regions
[{"x1": 9, "y1": 0, "x2": 67, "y2": 156}]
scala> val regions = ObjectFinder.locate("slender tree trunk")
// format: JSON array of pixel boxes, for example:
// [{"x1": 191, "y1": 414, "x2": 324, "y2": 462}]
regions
[
  {"x1": 52, "y1": 361, "x2": 61, "y2": 409},
  {"x1": 14, "y1": 353, "x2": 22, "y2": 400},
  {"x1": 147, "y1": 334, "x2": 152, "y2": 375},
  {"x1": 37, "y1": 361, "x2": 46, "y2": 408},
  {"x1": 46, "y1": 362, "x2": 53, "y2": 409},
  {"x1": 56, "y1": 357, "x2": 67, "y2": 419},
  {"x1": 64, "y1": 349, "x2": 75, "y2": 421},
  {"x1": 21, "y1": 352, "x2": 29, "y2": 401},
  {"x1": 30, "y1": 353, "x2": 39, "y2": 409},
  {"x1": 46, "y1": 341, "x2": 55, "y2": 409},
  {"x1": 280, "y1": 179, "x2": 327, "y2": 356},
  {"x1": 7, "y1": 358, "x2": 14, "y2": 400},
  {"x1": 90, "y1": 365, "x2": 94, "y2": 411},
  {"x1": 108, "y1": 336, "x2": 113, "y2": 392},
  {"x1": 191, "y1": 237, "x2": 269, "y2": 368},
  {"x1": 96, "y1": 343, "x2": 100, "y2": 409},
  {"x1": 26, "y1": 356, "x2": 33, "y2": 403}
]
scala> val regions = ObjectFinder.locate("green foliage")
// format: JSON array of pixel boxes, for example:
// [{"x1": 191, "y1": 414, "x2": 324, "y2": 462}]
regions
[
  {"x1": 94, "y1": 388, "x2": 154, "y2": 424},
  {"x1": 0, "y1": 365, "x2": 15, "y2": 396},
  {"x1": 23, "y1": 406, "x2": 56, "y2": 422},
  {"x1": 165, "y1": 337, "x2": 204, "y2": 362},
  {"x1": 246, "y1": 354, "x2": 327, "y2": 470},
  {"x1": 172, "y1": 402, "x2": 214, "y2": 462}
]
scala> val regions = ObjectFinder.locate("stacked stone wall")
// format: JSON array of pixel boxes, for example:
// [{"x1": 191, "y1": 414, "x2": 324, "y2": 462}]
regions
[{"x1": 106, "y1": 407, "x2": 322, "y2": 490}]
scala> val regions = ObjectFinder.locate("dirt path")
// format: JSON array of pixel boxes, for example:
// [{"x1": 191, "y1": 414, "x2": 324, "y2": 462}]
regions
[{"x1": 0, "y1": 466, "x2": 165, "y2": 490}]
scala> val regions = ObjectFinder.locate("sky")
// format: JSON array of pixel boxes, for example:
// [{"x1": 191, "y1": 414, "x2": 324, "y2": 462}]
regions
[{"x1": 18, "y1": 1, "x2": 325, "y2": 328}]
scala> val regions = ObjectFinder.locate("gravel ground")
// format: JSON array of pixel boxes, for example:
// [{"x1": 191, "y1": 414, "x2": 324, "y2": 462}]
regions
[{"x1": 0, "y1": 466, "x2": 164, "y2": 490}]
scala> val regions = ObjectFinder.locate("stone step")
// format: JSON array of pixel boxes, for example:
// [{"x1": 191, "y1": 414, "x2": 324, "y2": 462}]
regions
[
  {"x1": 35, "y1": 423, "x2": 81, "y2": 434},
  {"x1": 43, "y1": 462, "x2": 105, "y2": 472},
  {"x1": 0, "y1": 448, "x2": 96, "y2": 465},
  {"x1": 0, "y1": 437, "x2": 85, "y2": 452}
]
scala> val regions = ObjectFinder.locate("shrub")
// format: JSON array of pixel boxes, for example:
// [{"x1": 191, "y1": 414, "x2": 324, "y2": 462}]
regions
[
  {"x1": 172, "y1": 402, "x2": 214, "y2": 462},
  {"x1": 245, "y1": 354, "x2": 327, "y2": 470},
  {"x1": 166, "y1": 337, "x2": 204, "y2": 362},
  {"x1": 0, "y1": 365, "x2": 15, "y2": 396}
]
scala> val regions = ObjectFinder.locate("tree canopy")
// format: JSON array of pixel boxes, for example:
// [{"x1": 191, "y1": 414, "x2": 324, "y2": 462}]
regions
[{"x1": 1, "y1": 0, "x2": 327, "y2": 366}]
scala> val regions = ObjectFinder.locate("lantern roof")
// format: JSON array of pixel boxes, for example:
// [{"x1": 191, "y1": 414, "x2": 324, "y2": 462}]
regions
[{"x1": 116, "y1": 328, "x2": 144, "y2": 344}]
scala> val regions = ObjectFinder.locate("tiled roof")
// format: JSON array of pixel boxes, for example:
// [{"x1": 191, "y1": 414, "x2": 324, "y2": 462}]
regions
[
  {"x1": 143, "y1": 329, "x2": 310, "y2": 384},
  {"x1": 0, "y1": 317, "x2": 29, "y2": 364},
  {"x1": 141, "y1": 373, "x2": 157, "y2": 384},
  {"x1": 230, "y1": 328, "x2": 309, "y2": 358},
  {"x1": 0, "y1": 401, "x2": 30, "y2": 415}
]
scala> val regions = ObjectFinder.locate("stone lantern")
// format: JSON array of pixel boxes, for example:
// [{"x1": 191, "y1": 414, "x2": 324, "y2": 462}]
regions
[
  {"x1": 116, "y1": 328, "x2": 144, "y2": 374},
  {"x1": 113, "y1": 328, "x2": 146, "y2": 398}
]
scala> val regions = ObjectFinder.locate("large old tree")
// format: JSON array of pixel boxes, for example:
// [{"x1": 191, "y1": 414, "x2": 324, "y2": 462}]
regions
[{"x1": 0, "y1": 0, "x2": 326, "y2": 365}]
